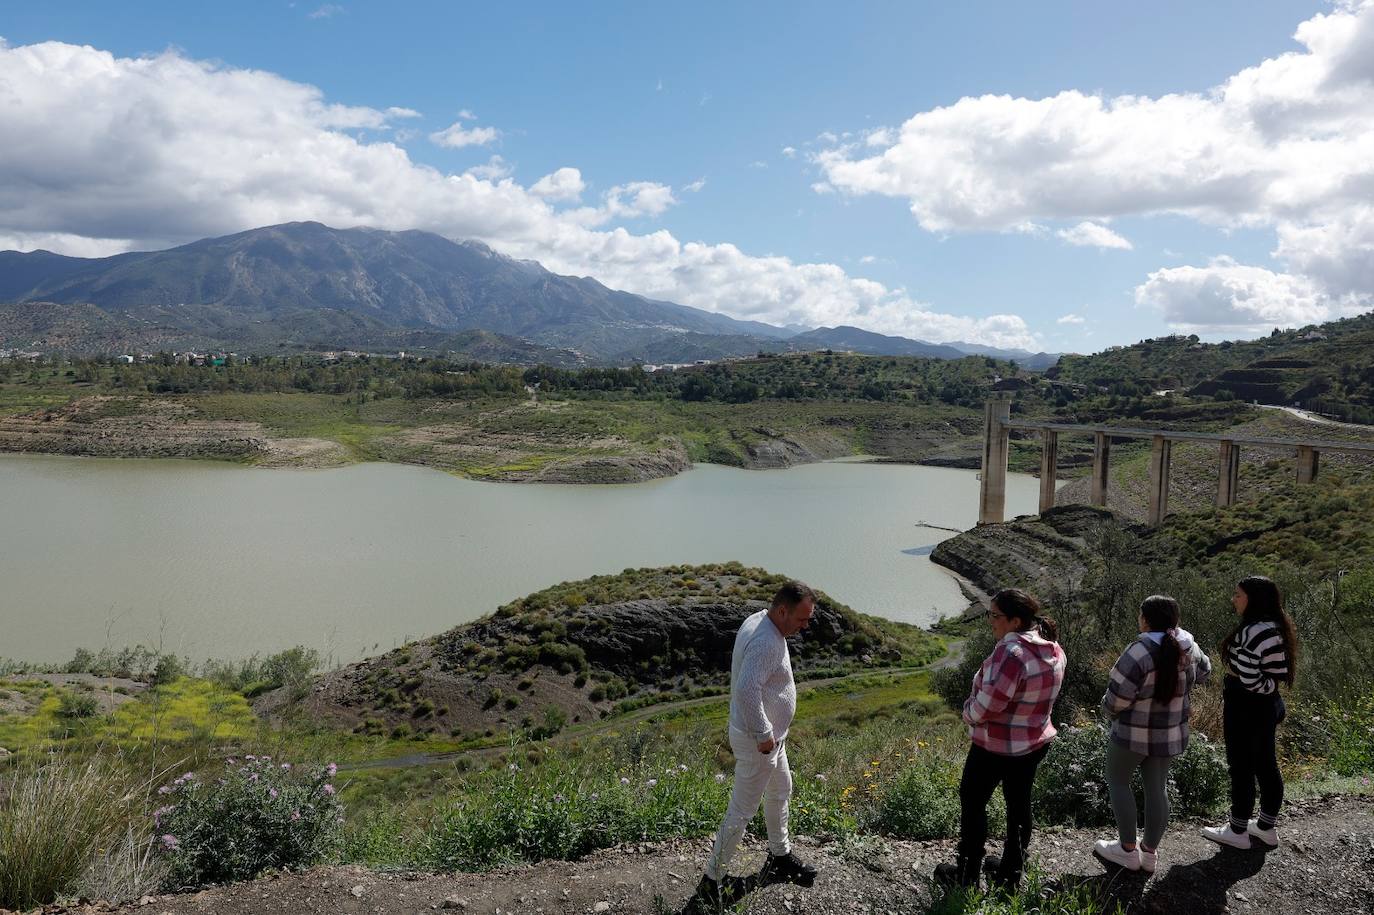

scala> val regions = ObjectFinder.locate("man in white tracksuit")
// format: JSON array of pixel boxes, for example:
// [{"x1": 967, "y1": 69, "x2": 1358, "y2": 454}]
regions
[{"x1": 695, "y1": 580, "x2": 820, "y2": 905}]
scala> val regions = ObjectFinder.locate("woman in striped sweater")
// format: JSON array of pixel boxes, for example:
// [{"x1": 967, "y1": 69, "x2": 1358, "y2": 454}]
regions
[{"x1": 1202, "y1": 575, "x2": 1298, "y2": 850}]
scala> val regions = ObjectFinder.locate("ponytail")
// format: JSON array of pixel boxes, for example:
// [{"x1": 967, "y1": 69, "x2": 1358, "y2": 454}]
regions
[
  {"x1": 1141, "y1": 594, "x2": 1183, "y2": 705},
  {"x1": 991, "y1": 588, "x2": 1057, "y2": 642}
]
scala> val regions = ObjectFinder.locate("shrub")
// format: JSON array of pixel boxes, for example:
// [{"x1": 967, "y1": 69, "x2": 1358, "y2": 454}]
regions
[
  {"x1": 1034, "y1": 724, "x2": 1228, "y2": 826},
  {"x1": 150, "y1": 654, "x2": 184, "y2": 687},
  {"x1": 1322, "y1": 692, "x2": 1374, "y2": 777},
  {"x1": 56, "y1": 691, "x2": 101, "y2": 721},
  {"x1": 1034, "y1": 725, "x2": 1113, "y2": 826},
  {"x1": 524, "y1": 707, "x2": 567, "y2": 741},
  {"x1": 1168, "y1": 733, "x2": 1228, "y2": 816},
  {"x1": 869, "y1": 759, "x2": 974, "y2": 840},
  {"x1": 0, "y1": 757, "x2": 132, "y2": 910},
  {"x1": 154, "y1": 757, "x2": 343, "y2": 889},
  {"x1": 419, "y1": 757, "x2": 727, "y2": 871}
]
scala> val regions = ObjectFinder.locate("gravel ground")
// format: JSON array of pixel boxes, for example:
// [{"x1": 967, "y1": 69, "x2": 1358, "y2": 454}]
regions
[{"x1": 21, "y1": 794, "x2": 1372, "y2": 915}]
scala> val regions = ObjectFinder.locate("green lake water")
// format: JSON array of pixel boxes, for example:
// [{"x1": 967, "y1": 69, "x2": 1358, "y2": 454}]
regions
[{"x1": 0, "y1": 454, "x2": 1039, "y2": 663}]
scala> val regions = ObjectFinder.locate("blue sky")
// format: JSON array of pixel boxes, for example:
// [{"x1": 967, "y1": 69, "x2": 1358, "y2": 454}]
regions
[{"x1": 3, "y1": 1, "x2": 1371, "y2": 353}]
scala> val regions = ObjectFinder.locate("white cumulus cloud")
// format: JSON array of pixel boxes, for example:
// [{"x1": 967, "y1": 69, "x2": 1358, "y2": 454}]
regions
[
  {"x1": 1134, "y1": 257, "x2": 1335, "y2": 333},
  {"x1": 1056, "y1": 221, "x2": 1133, "y2": 250},
  {"x1": 529, "y1": 167, "x2": 586, "y2": 202},
  {"x1": 1057, "y1": 313, "x2": 1086, "y2": 325},
  {"x1": 429, "y1": 119, "x2": 499, "y2": 148},
  {"x1": 817, "y1": 1, "x2": 1374, "y2": 327},
  {"x1": 0, "y1": 40, "x2": 1038, "y2": 349},
  {"x1": 465, "y1": 156, "x2": 513, "y2": 181}
]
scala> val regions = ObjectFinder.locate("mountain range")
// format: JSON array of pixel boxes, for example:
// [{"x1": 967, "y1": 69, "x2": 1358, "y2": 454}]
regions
[{"x1": 0, "y1": 222, "x2": 1057, "y2": 366}]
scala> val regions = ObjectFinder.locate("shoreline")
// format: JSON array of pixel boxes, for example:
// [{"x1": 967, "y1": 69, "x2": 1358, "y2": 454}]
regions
[{"x1": 0, "y1": 393, "x2": 987, "y2": 484}]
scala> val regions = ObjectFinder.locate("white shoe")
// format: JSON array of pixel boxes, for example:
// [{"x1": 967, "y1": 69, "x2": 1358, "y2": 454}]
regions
[
  {"x1": 1202, "y1": 824, "x2": 1252, "y2": 849},
  {"x1": 1093, "y1": 839, "x2": 1141, "y2": 870},
  {"x1": 1138, "y1": 848, "x2": 1158, "y2": 873},
  {"x1": 1248, "y1": 820, "x2": 1279, "y2": 847}
]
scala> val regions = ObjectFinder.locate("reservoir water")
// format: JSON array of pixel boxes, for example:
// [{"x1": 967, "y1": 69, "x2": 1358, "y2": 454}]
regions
[{"x1": 0, "y1": 454, "x2": 1040, "y2": 663}]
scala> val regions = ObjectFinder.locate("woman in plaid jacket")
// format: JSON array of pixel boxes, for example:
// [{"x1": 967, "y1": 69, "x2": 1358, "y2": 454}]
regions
[
  {"x1": 935, "y1": 588, "x2": 1065, "y2": 891},
  {"x1": 1094, "y1": 595, "x2": 1211, "y2": 873}
]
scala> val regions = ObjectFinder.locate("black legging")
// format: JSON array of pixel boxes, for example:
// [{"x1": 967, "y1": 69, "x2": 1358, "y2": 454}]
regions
[
  {"x1": 957, "y1": 742, "x2": 1050, "y2": 879},
  {"x1": 1222, "y1": 676, "x2": 1285, "y2": 827}
]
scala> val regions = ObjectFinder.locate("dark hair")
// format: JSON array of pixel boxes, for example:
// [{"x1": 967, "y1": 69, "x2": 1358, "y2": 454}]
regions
[
  {"x1": 1222, "y1": 575, "x2": 1298, "y2": 687},
  {"x1": 991, "y1": 588, "x2": 1058, "y2": 642},
  {"x1": 771, "y1": 580, "x2": 816, "y2": 611},
  {"x1": 1140, "y1": 594, "x2": 1183, "y2": 705}
]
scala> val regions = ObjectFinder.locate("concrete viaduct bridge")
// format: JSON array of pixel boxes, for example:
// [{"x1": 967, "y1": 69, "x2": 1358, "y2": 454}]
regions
[{"x1": 977, "y1": 393, "x2": 1374, "y2": 527}]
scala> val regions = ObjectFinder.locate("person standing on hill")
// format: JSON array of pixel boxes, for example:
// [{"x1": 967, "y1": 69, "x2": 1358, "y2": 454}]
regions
[
  {"x1": 1203, "y1": 575, "x2": 1298, "y2": 850},
  {"x1": 1094, "y1": 594, "x2": 1212, "y2": 873},
  {"x1": 693, "y1": 580, "x2": 819, "y2": 908},
  {"x1": 936, "y1": 588, "x2": 1066, "y2": 891}
]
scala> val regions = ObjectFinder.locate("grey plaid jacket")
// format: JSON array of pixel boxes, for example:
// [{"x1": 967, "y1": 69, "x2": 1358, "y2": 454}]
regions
[{"x1": 1101, "y1": 629, "x2": 1212, "y2": 757}]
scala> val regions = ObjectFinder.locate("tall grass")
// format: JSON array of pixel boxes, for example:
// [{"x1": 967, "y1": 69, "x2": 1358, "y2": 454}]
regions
[{"x1": 0, "y1": 754, "x2": 140, "y2": 910}]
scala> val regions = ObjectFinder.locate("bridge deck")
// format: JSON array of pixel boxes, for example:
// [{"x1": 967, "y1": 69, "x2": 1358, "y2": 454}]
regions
[{"x1": 1002, "y1": 420, "x2": 1374, "y2": 455}]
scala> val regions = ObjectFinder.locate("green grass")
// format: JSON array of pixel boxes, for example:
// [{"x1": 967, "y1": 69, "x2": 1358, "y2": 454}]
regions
[
  {"x1": 0, "y1": 383, "x2": 83, "y2": 417},
  {"x1": 0, "y1": 679, "x2": 256, "y2": 754}
]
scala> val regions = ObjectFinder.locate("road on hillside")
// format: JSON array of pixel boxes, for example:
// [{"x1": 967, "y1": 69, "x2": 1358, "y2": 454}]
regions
[{"x1": 1256, "y1": 403, "x2": 1373, "y2": 432}]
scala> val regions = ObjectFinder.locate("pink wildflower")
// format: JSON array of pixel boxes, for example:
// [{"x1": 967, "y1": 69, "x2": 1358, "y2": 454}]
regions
[
  {"x1": 269, "y1": 788, "x2": 279, "y2": 799},
  {"x1": 322, "y1": 784, "x2": 335, "y2": 795},
  {"x1": 160, "y1": 834, "x2": 180, "y2": 850},
  {"x1": 326, "y1": 763, "x2": 338, "y2": 777}
]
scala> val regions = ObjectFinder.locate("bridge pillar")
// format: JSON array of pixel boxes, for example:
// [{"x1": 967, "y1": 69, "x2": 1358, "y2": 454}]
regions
[
  {"x1": 1090, "y1": 432, "x2": 1111, "y2": 507},
  {"x1": 1217, "y1": 440, "x2": 1240, "y2": 507},
  {"x1": 1038, "y1": 429, "x2": 1058, "y2": 514},
  {"x1": 978, "y1": 395, "x2": 1012, "y2": 525},
  {"x1": 1147, "y1": 435, "x2": 1173, "y2": 527},
  {"x1": 1296, "y1": 445, "x2": 1320, "y2": 484}
]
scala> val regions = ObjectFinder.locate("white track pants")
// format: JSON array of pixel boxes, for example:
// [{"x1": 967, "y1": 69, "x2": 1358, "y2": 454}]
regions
[{"x1": 704, "y1": 727, "x2": 793, "y2": 880}]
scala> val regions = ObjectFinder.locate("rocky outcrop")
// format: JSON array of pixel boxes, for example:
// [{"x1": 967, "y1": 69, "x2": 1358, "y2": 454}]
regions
[
  {"x1": 930, "y1": 504, "x2": 1141, "y2": 601},
  {"x1": 740, "y1": 429, "x2": 852, "y2": 469},
  {"x1": 530, "y1": 442, "x2": 691, "y2": 483}
]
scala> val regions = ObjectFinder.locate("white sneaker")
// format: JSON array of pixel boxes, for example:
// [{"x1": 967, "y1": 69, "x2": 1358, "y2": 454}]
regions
[
  {"x1": 1138, "y1": 848, "x2": 1158, "y2": 873},
  {"x1": 1093, "y1": 839, "x2": 1141, "y2": 870},
  {"x1": 1248, "y1": 820, "x2": 1280, "y2": 848},
  {"x1": 1202, "y1": 824, "x2": 1252, "y2": 849}
]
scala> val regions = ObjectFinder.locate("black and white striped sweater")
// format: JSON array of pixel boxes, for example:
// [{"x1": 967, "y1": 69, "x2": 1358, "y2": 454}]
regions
[{"x1": 1227, "y1": 621, "x2": 1289, "y2": 695}]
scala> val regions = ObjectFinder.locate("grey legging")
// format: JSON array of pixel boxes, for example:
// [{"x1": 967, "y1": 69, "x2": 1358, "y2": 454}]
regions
[{"x1": 1105, "y1": 741, "x2": 1171, "y2": 849}]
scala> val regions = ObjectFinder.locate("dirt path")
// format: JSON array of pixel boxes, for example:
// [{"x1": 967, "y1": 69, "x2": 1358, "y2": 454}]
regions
[{"x1": 44, "y1": 794, "x2": 1371, "y2": 915}]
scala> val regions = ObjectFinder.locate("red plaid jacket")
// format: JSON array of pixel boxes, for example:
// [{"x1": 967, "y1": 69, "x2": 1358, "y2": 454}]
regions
[{"x1": 962, "y1": 630, "x2": 1066, "y2": 756}]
